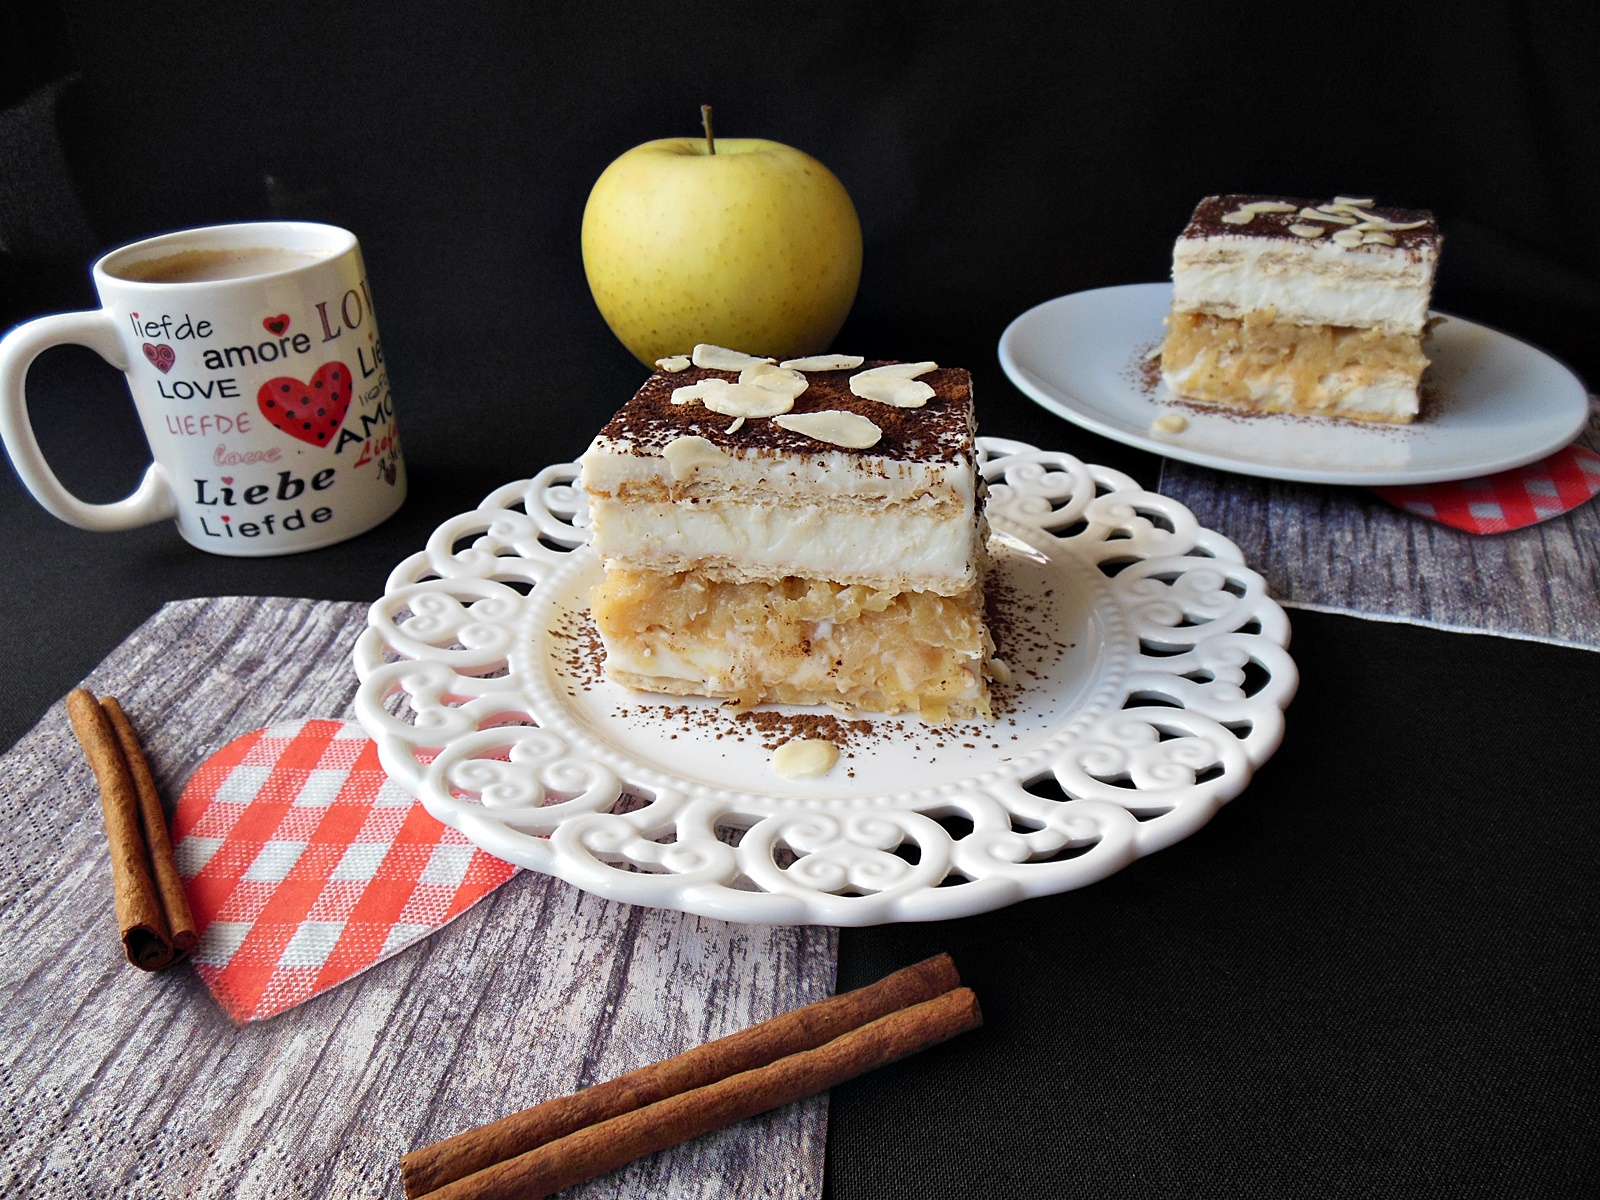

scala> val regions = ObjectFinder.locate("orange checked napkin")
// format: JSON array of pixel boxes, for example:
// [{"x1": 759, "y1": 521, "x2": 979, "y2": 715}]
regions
[
  {"x1": 172, "y1": 718, "x2": 518, "y2": 1022},
  {"x1": 1372, "y1": 439, "x2": 1600, "y2": 534}
]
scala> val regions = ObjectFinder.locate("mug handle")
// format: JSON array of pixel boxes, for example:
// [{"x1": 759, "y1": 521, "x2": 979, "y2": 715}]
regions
[{"x1": 0, "y1": 310, "x2": 178, "y2": 531}]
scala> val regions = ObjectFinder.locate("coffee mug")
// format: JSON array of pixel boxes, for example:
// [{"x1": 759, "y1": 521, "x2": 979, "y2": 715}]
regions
[{"x1": 0, "y1": 221, "x2": 405, "y2": 555}]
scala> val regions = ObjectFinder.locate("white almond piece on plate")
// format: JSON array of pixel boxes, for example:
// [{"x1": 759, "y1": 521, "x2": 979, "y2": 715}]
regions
[
  {"x1": 1151, "y1": 412, "x2": 1188, "y2": 434},
  {"x1": 655, "y1": 354, "x2": 692, "y2": 372},
  {"x1": 661, "y1": 435, "x2": 730, "y2": 480},
  {"x1": 779, "y1": 354, "x2": 865, "y2": 371},
  {"x1": 739, "y1": 362, "x2": 810, "y2": 400},
  {"x1": 726, "y1": 416, "x2": 746, "y2": 433},
  {"x1": 703, "y1": 381, "x2": 795, "y2": 417},
  {"x1": 850, "y1": 375, "x2": 935, "y2": 407},
  {"x1": 691, "y1": 344, "x2": 775, "y2": 371},
  {"x1": 773, "y1": 409, "x2": 882, "y2": 449},
  {"x1": 772, "y1": 739, "x2": 840, "y2": 779}
]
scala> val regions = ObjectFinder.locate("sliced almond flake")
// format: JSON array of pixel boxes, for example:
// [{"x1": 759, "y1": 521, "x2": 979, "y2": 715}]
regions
[
  {"x1": 985, "y1": 657, "x2": 1013, "y2": 685},
  {"x1": 1240, "y1": 201, "x2": 1298, "y2": 213},
  {"x1": 1151, "y1": 412, "x2": 1188, "y2": 434},
  {"x1": 1288, "y1": 224, "x2": 1326, "y2": 239},
  {"x1": 703, "y1": 381, "x2": 795, "y2": 418},
  {"x1": 739, "y1": 361, "x2": 809, "y2": 400},
  {"x1": 1330, "y1": 228, "x2": 1365, "y2": 247},
  {"x1": 772, "y1": 738, "x2": 839, "y2": 779},
  {"x1": 691, "y1": 344, "x2": 775, "y2": 371},
  {"x1": 671, "y1": 377, "x2": 794, "y2": 416},
  {"x1": 779, "y1": 354, "x2": 865, "y2": 371},
  {"x1": 1144, "y1": 343, "x2": 1165, "y2": 360},
  {"x1": 1347, "y1": 208, "x2": 1429, "y2": 233},
  {"x1": 773, "y1": 409, "x2": 882, "y2": 449},
  {"x1": 726, "y1": 416, "x2": 746, "y2": 433},
  {"x1": 849, "y1": 362, "x2": 938, "y2": 405},
  {"x1": 850, "y1": 375, "x2": 934, "y2": 408},
  {"x1": 1220, "y1": 211, "x2": 1255, "y2": 225},
  {"x1": 1361, "y1": 232, "x2": 1397, "y2": 246},
  {"x1": 671, "y1": 379, "x2": 721, "y2": 405},
  {"x1": 661, "y1": 435, "x2": 729, "y2": 480},
  {"x1": 851, "y1": 361, "x2": 938, "y2": 381},
  {"x1": 1333, "y1": 196, "x2": 1375, "y2": 207},
  {"x1": 1299, "y1": 207, "x2": 1358, "y2": 225},
  {"x1": 654, "y1": 354, "x2": 692, "y2": 372}
]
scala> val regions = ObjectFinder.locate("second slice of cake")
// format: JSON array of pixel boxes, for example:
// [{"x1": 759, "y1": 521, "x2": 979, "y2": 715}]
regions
[
  {"x1": 579, "y1": 349, "x2": 992, "y2": 722},
  {"x1": 1159, "y1": 194, "x2": 1441, "y2": 423}
]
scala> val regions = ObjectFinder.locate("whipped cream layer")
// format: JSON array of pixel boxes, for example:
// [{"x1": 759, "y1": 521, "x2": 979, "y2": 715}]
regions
[
  {"x1": 588, "y1": 491, "x2": 981, "y2": 592},
  {"x1": 1173, "y1": 237, "x2": 1436, "y2": 333}
]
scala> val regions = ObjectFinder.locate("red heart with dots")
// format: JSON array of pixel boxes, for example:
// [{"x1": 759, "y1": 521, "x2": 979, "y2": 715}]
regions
[
  {"x1": 143, "y1": 342, "x2": 175, "y2": 373},
  {"x1": 263, "y1": 314, "x2": 291, "y2": 336},
  {"x1": 257, "y1": 362, "x2": 353, "y2": 447}
]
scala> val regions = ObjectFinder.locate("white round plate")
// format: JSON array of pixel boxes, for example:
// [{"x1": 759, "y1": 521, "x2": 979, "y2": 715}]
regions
[
  {"x1": 999, "y1": 282, "x2": 1591, "y2": 486},
  {"x1": 353, "y1": 439, "x2": 1297, "y2": 926}
]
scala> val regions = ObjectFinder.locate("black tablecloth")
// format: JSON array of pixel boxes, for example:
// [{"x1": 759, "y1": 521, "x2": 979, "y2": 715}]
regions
[{"x1": 2, "y1": 4, "x2": 1597, "y2": 1196}]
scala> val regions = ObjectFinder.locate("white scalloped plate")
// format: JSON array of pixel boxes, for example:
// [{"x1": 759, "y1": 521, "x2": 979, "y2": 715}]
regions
[{"x1": 353, "y1": 438, "x2": 1297, "y2": 925}]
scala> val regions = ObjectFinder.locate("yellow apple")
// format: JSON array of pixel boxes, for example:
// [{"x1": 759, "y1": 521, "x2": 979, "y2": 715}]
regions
[{"x1": 581, "y1": 137, "x2": 863, "y2": 366}]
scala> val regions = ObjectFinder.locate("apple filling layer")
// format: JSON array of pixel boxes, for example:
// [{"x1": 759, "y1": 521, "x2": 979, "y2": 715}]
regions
[
  {"x1": 591, "y1": 568, "x2": 992, "y2": 722},
  {"x1": 1160, "y1": 308, "x2": 1429, "y2": 423}
]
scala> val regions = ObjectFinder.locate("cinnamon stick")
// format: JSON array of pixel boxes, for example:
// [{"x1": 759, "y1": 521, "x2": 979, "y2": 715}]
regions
[
  {"x1": 423, "y1": 986, "x2": 982, "y2": 1200},
  {"x1": 65, "y1": 688, "x2": 172, "y2": 971},
  {"x1": 101, "y1": 697, "x2": 198, "y2": 956},
  {"x1": 402, "y1": 952, "x2": 961, "y2": 1198}
]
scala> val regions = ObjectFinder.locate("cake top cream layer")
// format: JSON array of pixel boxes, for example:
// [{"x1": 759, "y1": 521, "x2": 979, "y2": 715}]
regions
[
  {"x1": 1182, "y1": 195, "x2": 1438, "y2": 257},
  {"x1": 581, "y1": 359, "x2": 978, "y2": 504}
]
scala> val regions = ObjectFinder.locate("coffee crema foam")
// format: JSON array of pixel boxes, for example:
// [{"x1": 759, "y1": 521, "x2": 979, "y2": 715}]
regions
[{"x1": 113, "y1": 246, "x2": 331, "y2": 283}]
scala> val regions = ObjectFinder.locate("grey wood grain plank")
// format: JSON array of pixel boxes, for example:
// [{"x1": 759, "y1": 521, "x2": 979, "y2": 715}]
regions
[
  {"x1": 1158, "y1": 404, "x2": 1600, "y2": 649},
  {"x1": 0, "y1": 597, "x2": 837, "y2": 1199}
]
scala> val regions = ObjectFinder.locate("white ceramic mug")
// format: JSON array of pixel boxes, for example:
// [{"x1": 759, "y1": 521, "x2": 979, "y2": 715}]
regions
[{"x1": 0, "y1": 221, "x2": 405, "y2": 555}]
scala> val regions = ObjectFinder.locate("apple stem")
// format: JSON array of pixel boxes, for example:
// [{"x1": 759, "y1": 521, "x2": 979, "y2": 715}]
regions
[{"x1": 701, "y1": 104, "x2": 715, "y2": 155}]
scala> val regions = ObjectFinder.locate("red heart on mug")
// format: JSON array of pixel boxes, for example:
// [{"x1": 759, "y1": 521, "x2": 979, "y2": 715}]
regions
[
  {"x1": 263, "y1": 314, "x2": 291, "y2": 336},
  {"x1": 143, "y1": 343, "x2": 175, "y2": 373},
  {"x1": 257, "y1": 362, "x2": 353, "y2": 447}
]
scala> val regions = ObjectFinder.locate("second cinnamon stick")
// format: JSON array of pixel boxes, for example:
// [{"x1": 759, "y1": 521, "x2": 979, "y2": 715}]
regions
[
  {"x1": 426, "y1": 986, "x2": 982, "y2": 1200},
  {"x1": 401, "y1": 952, "x2": 961, "y2": 1197}
]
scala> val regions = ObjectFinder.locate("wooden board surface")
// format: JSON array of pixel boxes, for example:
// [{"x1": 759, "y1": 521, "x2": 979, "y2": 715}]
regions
[
  {"x1": 0, "y1": 597, "x2": 836, "y2": 1199},
  {"x1": 1158, "y1": 404, "x2": 1600, "y2": 650}
]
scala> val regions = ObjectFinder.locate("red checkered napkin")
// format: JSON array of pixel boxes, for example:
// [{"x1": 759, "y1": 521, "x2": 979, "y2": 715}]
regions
[
  {"x1": 1372, "y1": 440, "x2": 1600, "y2": 534},
  {"x1": 172, "y1": 719, "x2": 517, "y2": 1023}
]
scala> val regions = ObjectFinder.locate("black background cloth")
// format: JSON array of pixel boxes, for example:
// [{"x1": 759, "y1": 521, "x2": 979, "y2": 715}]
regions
[{"x1": 0, "y1": 3, "x2": 1597, "y2": 1196}]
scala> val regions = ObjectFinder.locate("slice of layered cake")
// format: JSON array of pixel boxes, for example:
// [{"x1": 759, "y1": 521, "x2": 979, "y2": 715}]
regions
[
  {"x1": 1159, "y1": 195, "x2": 1441, "y2": 423},
  {"x1": 579, "y1": 346, "x2": 992, "y2": 722}
]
